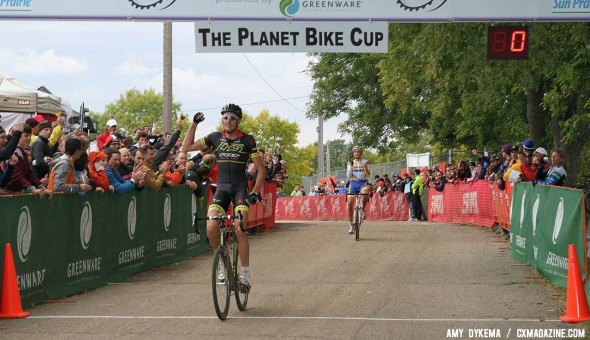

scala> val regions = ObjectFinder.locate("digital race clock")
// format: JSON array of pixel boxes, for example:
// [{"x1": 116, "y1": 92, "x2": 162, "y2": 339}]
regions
[{"x1": 487, "y1": 26, "x2": 529, "y2": 60}]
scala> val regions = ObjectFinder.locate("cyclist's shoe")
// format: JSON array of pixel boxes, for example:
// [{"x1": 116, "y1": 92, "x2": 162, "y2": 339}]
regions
[
  {"x1": 217, "y1": 265, "x2": 225, "y2": 283},
  {"x1": 239, "y1": 279, "x2": 251, "y2": 294},
  {"x1": 361, "y1": 210, "x2": 367, "y2": 220},
  {"x1": 348, "y1": 225, "x2": 354, "y2": 234}
]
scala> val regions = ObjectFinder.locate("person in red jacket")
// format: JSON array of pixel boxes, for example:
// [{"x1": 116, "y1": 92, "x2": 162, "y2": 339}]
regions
[
  {"x1": 97, "y1": 119, "x2": 117, "y2": 150},
  {"x1": 88, "y1": 151, "x2": 114, "y2": 192},
  {"x1": 520, "y1": 147, "x2": 551, "y2": 182}
]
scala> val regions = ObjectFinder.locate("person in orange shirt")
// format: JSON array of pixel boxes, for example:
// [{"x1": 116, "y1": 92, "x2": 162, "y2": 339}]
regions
[
  {"x1": 165, "y1": 151, "x2": 187, "y2": 186},
  {"x1": 48, "y1": 138, "x2": 92, "y2": 194}
]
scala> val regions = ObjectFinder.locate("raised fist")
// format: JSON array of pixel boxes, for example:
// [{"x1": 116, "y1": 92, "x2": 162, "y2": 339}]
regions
[{"x1": 193, "y1": 112, "x2": 205, "y2": 124}]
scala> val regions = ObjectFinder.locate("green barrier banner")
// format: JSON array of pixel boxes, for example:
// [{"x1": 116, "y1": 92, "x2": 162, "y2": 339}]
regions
[
  {"x1": 509, "y1": 183, "x2": 535, "y2": 264},
  {"x1": 510, "y1": 183, "x2": 586, "y2": 288},
  {"x1": 1, "y1": 187, "x2": 209, "y2": 308},
  {"x1": 61, "y1": 195, "x2": 109, "y2": 296},
  {"x1": 109, "y1": 194, "x2": 151, "y2": 283},
  {"x1": 1, "y1": 196, "x2": 55, "y2": 304}
]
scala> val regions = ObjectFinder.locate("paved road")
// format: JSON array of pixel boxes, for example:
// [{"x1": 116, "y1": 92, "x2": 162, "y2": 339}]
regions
[{"x1": 1, "y1": 220, "x2": 587, "y2": 339}]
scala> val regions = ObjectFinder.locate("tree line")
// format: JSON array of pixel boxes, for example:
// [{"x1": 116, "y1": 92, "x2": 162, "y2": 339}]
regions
[{"x1": 306, "y1": 22, "x2": 590, "y2": 185}]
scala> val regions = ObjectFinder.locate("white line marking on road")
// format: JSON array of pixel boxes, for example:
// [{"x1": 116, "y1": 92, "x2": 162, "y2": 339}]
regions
[{"x1": 27, "y1": 315, "x2": 563, "y2": 322}]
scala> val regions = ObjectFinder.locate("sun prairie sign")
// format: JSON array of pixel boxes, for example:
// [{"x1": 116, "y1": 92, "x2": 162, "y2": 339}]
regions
[{"x1": 0, "y1": 0, "x2": 589, "y2": 22}]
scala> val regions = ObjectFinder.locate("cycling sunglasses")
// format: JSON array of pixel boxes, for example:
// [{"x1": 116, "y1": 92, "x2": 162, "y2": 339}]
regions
[{"x1": 222, "y1": 115, "x2": 239, "y2": 121}]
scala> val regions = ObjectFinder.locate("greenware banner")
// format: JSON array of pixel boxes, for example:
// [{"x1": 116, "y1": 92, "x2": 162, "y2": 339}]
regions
[
  {"x1": 0, "y1": 187, "x2": 210, "y2": 308},
  {"x1": 510, "y1": 183, "x2": 586, "y2": 288}
]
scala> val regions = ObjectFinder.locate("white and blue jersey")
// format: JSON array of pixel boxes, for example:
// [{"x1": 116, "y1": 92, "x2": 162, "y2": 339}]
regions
[{"x1": 347, "y1": 159, "x2": 370, "y2": 194}]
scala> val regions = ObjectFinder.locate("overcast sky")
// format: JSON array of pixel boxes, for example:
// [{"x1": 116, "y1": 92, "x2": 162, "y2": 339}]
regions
[{"x1": 0, "y1": 20, "x2": 348, "y2": 146}]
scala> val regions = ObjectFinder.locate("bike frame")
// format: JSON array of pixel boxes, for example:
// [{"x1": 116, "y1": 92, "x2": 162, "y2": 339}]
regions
[
  {"x1": 348, "y1": 192, "x2": 369, "y2": 241},
  {"x1": 218, "y1": 220, "x2": 240, "y2": 291},
  {"x1": 194, "y1": 212, "x2": 248, "y2": 320}
]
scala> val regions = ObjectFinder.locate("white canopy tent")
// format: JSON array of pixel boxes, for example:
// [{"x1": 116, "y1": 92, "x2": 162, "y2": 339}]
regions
[
  {"x1": 0, "y1": 75, "x2": 37, "y2": 113},
  {"x1": 0, "y1": 74, "x2": 61, "y2": 114},
  {"x1": 36, "y1": 88, "x2": 61, "y2": 114},
  {"x1": 0, "y1": 75, "x2": 62, "y2": 131}
]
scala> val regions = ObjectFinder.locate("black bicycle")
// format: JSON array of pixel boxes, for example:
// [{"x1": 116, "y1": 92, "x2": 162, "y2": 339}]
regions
[
  {"x1": 194, "y1": 212, "x2": 248, "y2": 320},
  {"x1": 348, "y1": 192, "x2": 370, "y2": 241}
]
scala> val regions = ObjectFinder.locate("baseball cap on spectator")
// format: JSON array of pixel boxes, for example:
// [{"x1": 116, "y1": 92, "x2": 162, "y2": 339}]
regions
[
  {"x1": 103, "y1": 135, "x2": 118, "y2": 148},
  {"x1": 523, "y1": 139, "x2": 535, "y2": 150},
  {"x1": 501, "y1": 144, "x2": 514, "y2": 154},
  {"x1": 534, "y1": 147, "x2": 547, "y2": 156},
  {"x1": 184, "y1": 170, "x2": 199, "y2": 182},
  {"x1": 106, "y1": 119, "x2": 117, "y2": 127},
  {"x1": 38, "y1": 120, "x2": 52, "y2": 132},
  {"x1": 25, "y1": 118, "x2": 39, "y2": 128}
]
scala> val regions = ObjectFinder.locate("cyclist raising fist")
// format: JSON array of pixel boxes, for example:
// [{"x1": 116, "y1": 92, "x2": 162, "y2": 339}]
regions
[
  {"x1": 346, "y1": 146, "x2": 371, "y2": 234},
  {"x1": 182, "y1": 104, "x2": 265, "y2": 293}
]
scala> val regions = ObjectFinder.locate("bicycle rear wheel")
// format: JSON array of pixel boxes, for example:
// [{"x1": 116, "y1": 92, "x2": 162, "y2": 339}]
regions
[
  {"x1": 233, "y1": 243, "x2": 249, "y2": 311},
  {"x1": 212, "y1": 247, "x2": 230, "y2": 320},
  {"x1": 354, "y1": 207, "x2": 361, "y2": 241}
]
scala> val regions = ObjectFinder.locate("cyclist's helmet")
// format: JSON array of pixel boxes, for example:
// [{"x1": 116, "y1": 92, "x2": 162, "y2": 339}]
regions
[
  {"x1": 221, "y1": 103, "x2": 243, "y2": 119},
  {"x1": 352, "y1": 146, "x2": 363, "y2": 152}
]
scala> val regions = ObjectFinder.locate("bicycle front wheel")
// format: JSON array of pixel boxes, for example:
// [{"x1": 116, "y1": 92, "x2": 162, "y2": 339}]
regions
[
  {"x1": 233, "y1": 243, "x2": 249, "y2": 311},
  {"x1": 212, "y1": 247, "x2": 230, "y2": 320},
  {"x1": 354, "y1": 207, "x2": 361, "y2": 241}
]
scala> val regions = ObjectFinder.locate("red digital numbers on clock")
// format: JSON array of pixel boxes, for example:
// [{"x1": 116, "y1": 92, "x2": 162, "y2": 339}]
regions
[{"x1": 487, "y1": 26, "x2": 529, "y2": 60}]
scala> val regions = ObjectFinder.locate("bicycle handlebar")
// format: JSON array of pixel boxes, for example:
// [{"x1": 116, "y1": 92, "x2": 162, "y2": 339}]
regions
[
  {"x1": 346, "y1": 192, "x2": 371, "y2": 204},
  {"x1": 198, "y1": 214, "x2": 241, "y2": 221},
  {"x1": 193, "y1": 212, "x2": 246, "y2": 233}
]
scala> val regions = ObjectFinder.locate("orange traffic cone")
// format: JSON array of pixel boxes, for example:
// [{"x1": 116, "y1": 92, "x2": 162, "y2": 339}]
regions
[
  {"x1": 0, "y1": 243, "x2": 30, "y2": 318},
  {"x1": 560, "y1": 244, "x2": 590, "y2": 323}
]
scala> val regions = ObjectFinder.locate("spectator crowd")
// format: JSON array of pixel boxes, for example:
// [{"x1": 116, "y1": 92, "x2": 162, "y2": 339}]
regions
[
  {"x1": 1, "y1": 112, "x2": 568, "y2": 216},
  {"x1": 295, "y1": 139, "x2": 569, "y2": 223},
  {"x1": 0, "y1": 114, "x2": 295, "y2": 201},
  {"x1": 0, "y1": 116, "x2": 216, "y2": 197}
]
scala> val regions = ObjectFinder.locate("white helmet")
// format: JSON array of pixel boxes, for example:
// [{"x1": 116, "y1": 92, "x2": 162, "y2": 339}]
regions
[{"x1": 106, "y1": 119, "x2": 117, "y2": 127}]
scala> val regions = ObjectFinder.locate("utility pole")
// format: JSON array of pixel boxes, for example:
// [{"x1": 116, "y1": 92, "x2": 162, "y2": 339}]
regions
[
  {"x1": 163, "y1": 22, "x2": 173, "y2": 133},
  {"x1": 326, "y1": 139, "x2": 331, "y2": 174},
  {"x1": 318, "y1": 114, "x2": 324, "y2": 174}
]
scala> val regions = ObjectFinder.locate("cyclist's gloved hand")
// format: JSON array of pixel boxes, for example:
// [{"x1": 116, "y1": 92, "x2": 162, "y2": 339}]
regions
[
  {"x1": 247, "y1": 192, "x2": 262, "y2": 205},
  {"x1": 193, "y1": 112, "x2": 205, "y2": 125}
]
